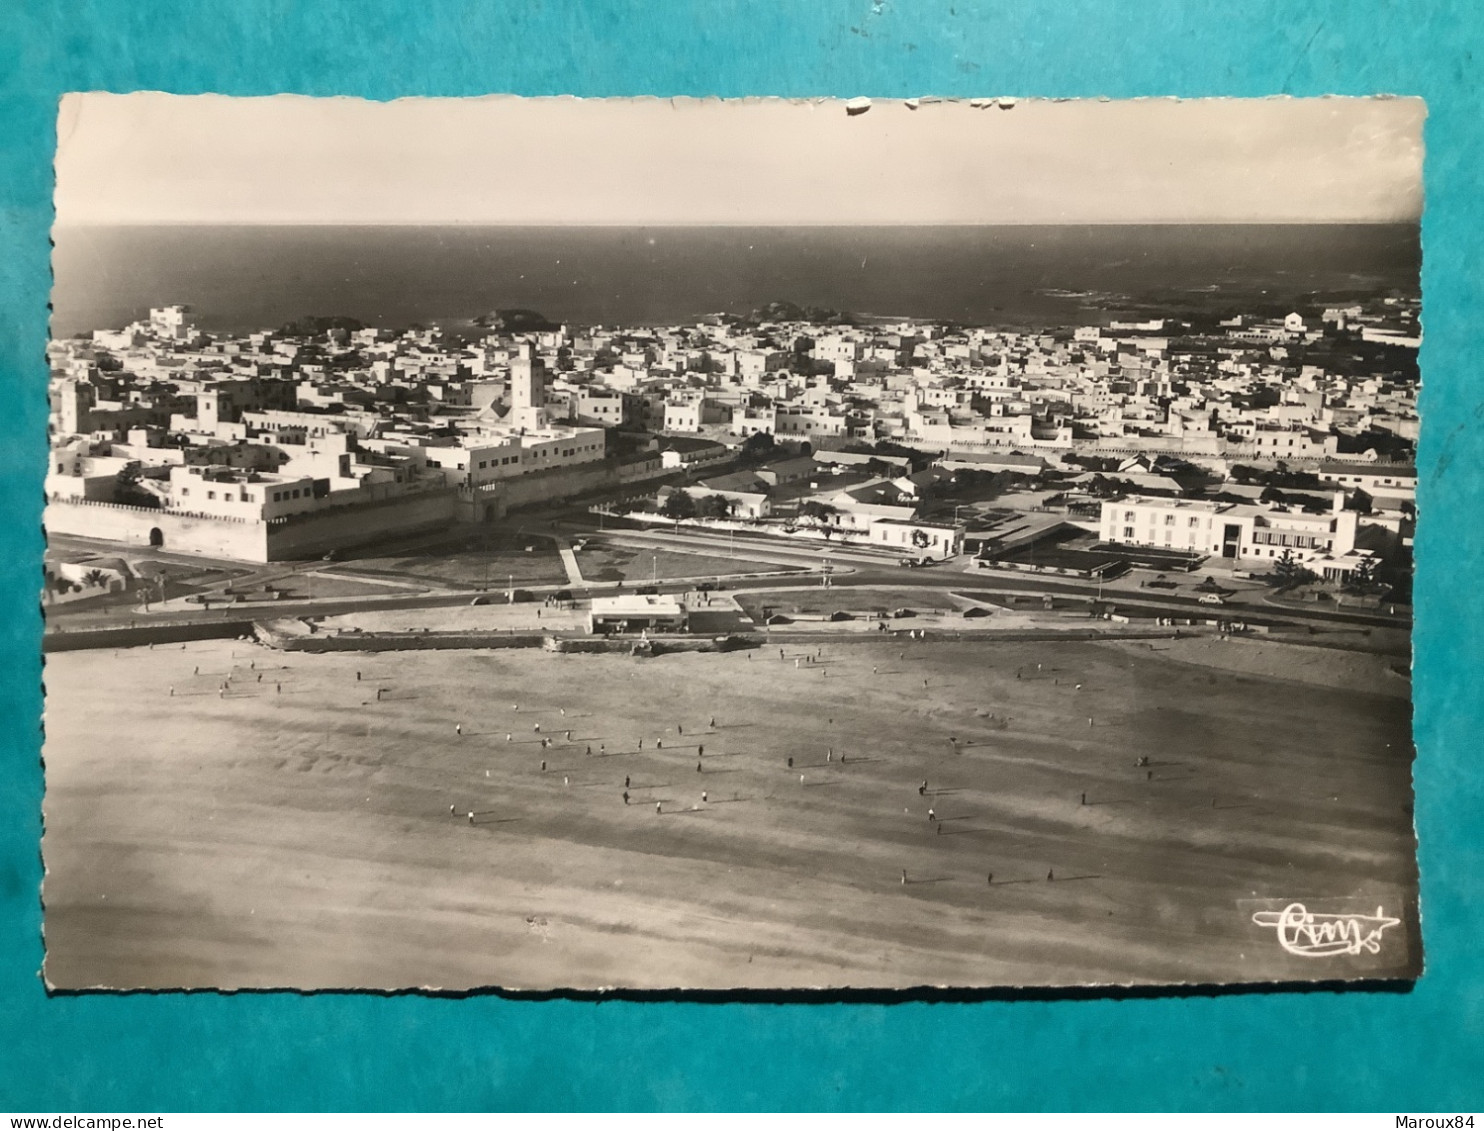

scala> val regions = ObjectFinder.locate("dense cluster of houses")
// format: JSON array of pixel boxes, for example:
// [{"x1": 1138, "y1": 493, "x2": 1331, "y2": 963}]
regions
[{"x1": 45, "y1": 298, "x2": 1417, "y2": 573}]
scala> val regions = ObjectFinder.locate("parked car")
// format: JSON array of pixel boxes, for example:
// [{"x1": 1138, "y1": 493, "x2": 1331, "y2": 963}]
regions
[{"x1": 1198, "y1": 593, "x2": 1227, "y2": 605}]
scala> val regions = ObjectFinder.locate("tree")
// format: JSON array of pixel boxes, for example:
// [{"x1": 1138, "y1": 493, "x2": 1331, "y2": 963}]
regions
[
  {"x1": 911, "y1": 528, "x2": 931, "y2": 550},
  {"x1": 80, "y1": 569, "x2": 109, "y2": 590},
  {"x1": 739, "y1": 430, "x2": 777, "y2": 466},
  {"x1": 662, "y1": 492, "x2": 697, "y2": 520},
  {"x1": 1351, "y1": 555, "x2": 1379, "y2": 588},
  {"x1": 1273, "y1": 548, "x2": 1301, "y2": 584},
  {"x1": 697, "y1": 494, "x2": 734, "y2": 520},
  {"x1": 800, "y1": 501, "x2": 837, "y2": 523},
  {"x1": 114, "y1": 466, "x2": 161, "y2": 509}
]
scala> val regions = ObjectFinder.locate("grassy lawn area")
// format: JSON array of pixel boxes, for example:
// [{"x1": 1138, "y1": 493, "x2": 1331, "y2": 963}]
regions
[
  {"x1": 332, "y1": 531, "x2": 568, "y2": 589},
  {"x1": 578, "y1": 542, "x2": 800, "y2": 584}
]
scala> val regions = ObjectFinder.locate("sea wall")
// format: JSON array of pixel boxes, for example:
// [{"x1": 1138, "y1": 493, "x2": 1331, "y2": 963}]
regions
[{"x1": 43, "y1": 619, "x2": 257, "y2": 653}]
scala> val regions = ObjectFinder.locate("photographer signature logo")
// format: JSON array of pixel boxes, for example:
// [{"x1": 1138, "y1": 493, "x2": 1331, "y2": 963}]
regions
[{"x1": 1251, "y1": 903, "x2": 1400, "y2": 957}]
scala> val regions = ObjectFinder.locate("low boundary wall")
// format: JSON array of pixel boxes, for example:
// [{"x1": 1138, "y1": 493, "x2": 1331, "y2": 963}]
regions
[{"x1": 43, "y1": 619, "x2": 257, "y2": 653}]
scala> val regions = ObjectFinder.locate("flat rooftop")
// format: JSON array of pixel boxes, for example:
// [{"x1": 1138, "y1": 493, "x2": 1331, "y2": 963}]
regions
[{"x1": 590, "y1": 595, "x2": 684, "y2": 616}]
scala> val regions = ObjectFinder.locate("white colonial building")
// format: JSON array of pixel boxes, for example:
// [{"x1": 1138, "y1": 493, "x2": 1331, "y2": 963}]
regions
[{"x1": 1099, "y1": 494, "x2": 1358, "y2": 566}]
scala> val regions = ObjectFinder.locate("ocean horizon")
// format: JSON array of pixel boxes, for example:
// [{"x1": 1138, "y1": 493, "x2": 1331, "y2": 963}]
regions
[{"x1": 49, "y1": 222, "x2": 1421, "y2": 339}]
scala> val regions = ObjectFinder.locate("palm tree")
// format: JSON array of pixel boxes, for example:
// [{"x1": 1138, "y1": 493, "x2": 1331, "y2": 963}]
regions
[{"x1": 81, "y1": 569, "x2": 109, "y2": 590}]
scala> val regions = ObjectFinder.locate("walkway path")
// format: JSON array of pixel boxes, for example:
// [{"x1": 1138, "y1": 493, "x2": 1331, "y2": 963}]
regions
[{"x1": 556, "y1": 539, "x2": 585, "y2": 586}]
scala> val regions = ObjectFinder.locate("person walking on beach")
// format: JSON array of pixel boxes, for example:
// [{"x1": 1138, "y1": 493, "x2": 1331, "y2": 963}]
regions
[
  {"x1": 455, "y1": 723, "x2": 462, "y2": 736},
  {"x1": 927, "y1": 808, "x2": 936, "y2": 823},
  {"x1": 623, "y1": 791, "x2": 629, "y2": 805}
]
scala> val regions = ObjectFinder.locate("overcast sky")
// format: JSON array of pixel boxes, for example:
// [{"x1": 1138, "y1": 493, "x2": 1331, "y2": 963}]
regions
[{"x1": 54, "y1": 93, "x2": 1424, "y2": 226}]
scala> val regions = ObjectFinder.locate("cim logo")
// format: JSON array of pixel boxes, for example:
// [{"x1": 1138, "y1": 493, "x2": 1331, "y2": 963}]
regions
[{"x1": 1251, "y1": 902, "x2": 1401, "y2": 958}]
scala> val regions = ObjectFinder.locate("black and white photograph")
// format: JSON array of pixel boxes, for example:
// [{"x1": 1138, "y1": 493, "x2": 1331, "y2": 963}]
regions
[{"x1": 41, "y1": 93, "x2": 1422, "y2": 991}]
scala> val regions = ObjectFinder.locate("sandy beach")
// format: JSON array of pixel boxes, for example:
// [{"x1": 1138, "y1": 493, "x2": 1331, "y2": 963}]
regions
[{"x1": 41, "y1": 635, "x2": 1418, "y2": 991}]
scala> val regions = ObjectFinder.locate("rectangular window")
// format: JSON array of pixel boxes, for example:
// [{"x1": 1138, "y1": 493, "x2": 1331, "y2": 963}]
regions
[
  {"x1": 1122, "y1": 527, "x2": 1135, "y2": 539},
  {"x1": 1188, "y1": 517, "x2": 1199, "y2": 527},
  {"x1": 207, "y1": 490, "x2": 216, "y2": 499},
  {"x1": 1164, "y1": 514, "x2": 1175, "y2": 526}
]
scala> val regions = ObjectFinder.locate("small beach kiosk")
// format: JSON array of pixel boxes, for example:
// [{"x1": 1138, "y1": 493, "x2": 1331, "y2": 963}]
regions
[{"x1": 589, "y1": 594, "x2": 688, "y2": 635}]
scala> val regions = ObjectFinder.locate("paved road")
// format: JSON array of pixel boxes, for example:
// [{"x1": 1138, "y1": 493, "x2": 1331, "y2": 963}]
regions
[{"x1": 45, "y1": 512, "x2": 1410, "y2": 639}]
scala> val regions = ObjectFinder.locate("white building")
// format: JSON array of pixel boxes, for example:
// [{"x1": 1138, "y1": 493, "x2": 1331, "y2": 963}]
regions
[{"x1": 1099, "y1": 494, "x2": 1357, "y2": 565}]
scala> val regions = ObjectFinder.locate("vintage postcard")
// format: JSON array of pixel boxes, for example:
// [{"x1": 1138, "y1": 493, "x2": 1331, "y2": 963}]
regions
[{"x1": 41, "y1": 94, "x2": 1421, "y2": 990}]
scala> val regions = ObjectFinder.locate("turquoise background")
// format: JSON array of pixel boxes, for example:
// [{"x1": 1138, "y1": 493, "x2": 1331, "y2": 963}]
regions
[{"x1": 2, "y1": 0, "x2": 1480, "y2": 1111}]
